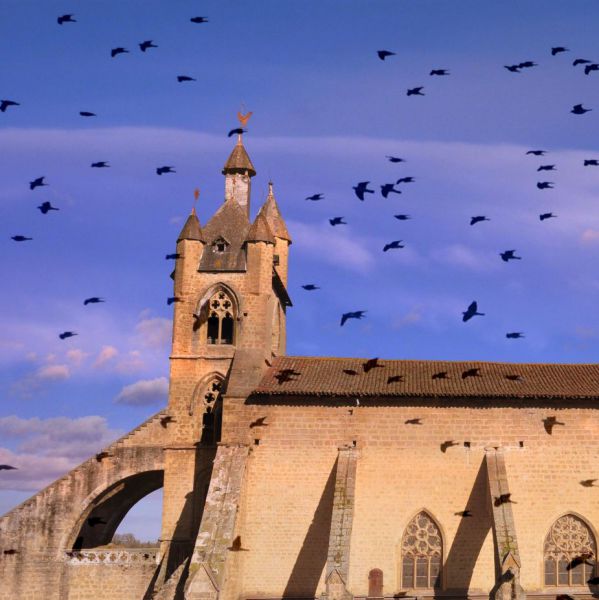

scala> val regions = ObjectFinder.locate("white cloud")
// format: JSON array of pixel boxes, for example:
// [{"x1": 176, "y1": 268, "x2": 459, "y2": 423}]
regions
[
  {"x1": 93, "y1": 345, "x2": 119, "y2": 368},
  {"x1": 114, "y1": 377, "x2": 169, "y2": 406},
  {"x1": 580, "y1": 229, "x2": 599, "y2": 245},
  {"x1": 135, "y1": 317, "x2": 172, "y2": 349},
  {"x1": 66, "y1": 349, "x2": 89, "y2": 366},
  {"x1": 431, "y1": 244, "x2": 498, "y2": 272},
  {"x1": 35, "y1": 364, "x2": 70, "y2": 380}
]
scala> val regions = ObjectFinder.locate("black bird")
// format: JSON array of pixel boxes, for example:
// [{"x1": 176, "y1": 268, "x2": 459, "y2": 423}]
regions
[
  {"x1": 504, "y1": 65, "x2": 521, "y2": 73},
  {"x1": 455, "y1": 510, "x2": 473, "y2": 517},
  {"x1": 363, "y1": 358, "x2": 383, "y2": 373},
  {"x1": 462, "y1": 301, "x2": 484, "y2": 322},
  {"x1": 329, "y1": 217, "x2": 346, "y2": 226},
  {"x1": 543, "y1": 416, "x2": 565, "y2": 435},
  {"x1": 526, "y1": 149, "x2": 546, "y2": 156},
  {"x1": 167, "y1": 296, "x2": 181, "y2": 305},
  {"x1": 190, "y1": 16, "x2": 209, "y2": 23},
  {"x1": 506, "y1": 332, "x2": 524, "y2": 339},
  {"x1": 430, "y1": 69, "x2": 449, "y2": 76},
  {"x1": 156, "y1": 166, "x2": 175, "y2": 175},
  {"x1": 160, "y1": 415, "x2": 175, "y2": 428},
  {"x1": 551, "y1": 46, "x2": 569, "y2": 55},
  {"x1": 59, "y1": 331, "x2": 77, "y2": 340},
  {"x1": 581, "y1": 479, "x2": 597, "y2": 487},
  {"x1": 386, "y1": 156, "x2": 405, "y2": 163},
  {"x1": 111, "y1": 47, "x2": 129, "y2": 58},
  {"x1": 584, "y1": 159, "x2": 599, "y2": 166},
  {"x1": 139, "y1": 40, "x2": 158, "y2": 52},
  {"x1": 407, "y1": 87, "x2": 424, "y2": 96},
  {"x1": 37, "y1": 202, "x2": 59, "y2": 214},
  {"x1": 0, "y1": 99, "x2": 19, "y2": 112},
  {"x1": 573, "y1": 58, "x2": 592, "y2": 66},
  {"x1": 11, "y1": 235, "x2": 32, "y2": 242},
  {"x1": 91, "y1": 161, "x2": 109, "y2": 168},
  {"x1": 539, "y1": 212, "x2": 556, "y2": 221},
  {"x1": 518, "y1": 61, "x2": 537, "y2": 68},
  {"x1": 584, "y1": 64, "x2": 599, "y2": 75},
  {"x1": 441, "y1": 440, "x2": 459, "y2": 453},
  {"x1": 432, "y1": 371, "x2": 448, "y2": 379},
  {"x1": 0, "y1": 464, "x2": 17, "y2": 470},
  {"x1": 57, "y1": 14, "x2": 76, "y2": 25},
  {"x1": 340, "y1": 311, "x2": 366, "y2": 326},
  {"x1": 165, "y1": 253, "x2": 181, "y2": 260},
  {"x1": 396, "y1": 176, "x2": 415, "y2": 184},
  {"x1": 306, "y1": 193, "x2": 323, "y2": 201},
  {"x1": 494, "y1": 493, "x2": 515, "y2": 506},
  {"x1": 79, "y1": 111, "x2": 96, "y2": 117},
  {"x1": 383, "y1": 240, "x2": 404, "y2": 252},
  {"x1": 353, "y1": 181, "x2": 374, "y2": 201},
  {"x1": 405, "y1": 418, "x2": 422, "y2": 425},
  {"x1": 29, "y1": 176, "x2": 47, "y2": 190},
  {"x1": 228, "y1": 128, "x2": 246, "y2": 137},
  {"x1": 462, "y1": 368, "x2": 481, "y2": 379},
  {"x1": 87, "y1": 517, "x2": 107, "y2": 527},
  {"x1": 377, "y1": 50, "x2": 395, "y2": 61},
  {"x1": 394, "y1": 214, "x2": 411, "y2": 221},
  {"x1": 537, "y1": 164, "x2": 555, "y2": 171},
  {"x1": 381, "y1": 183, "x2": 401, "y2": 198},
  {"x1": 537, "y1": 181, "x2": 554, "y2": 189},
  {"x1": 500, "y1": 250, "x2": 521, "y2": 262},
  {"x1": 470, "y1": 216, "x2": 489, "y2": 226},
  {"x1": 84, "y1": 297, "x2": 104, "y2": 305},
  {"x1": 249, "y1": 417, "x2": 268, "y2": 428},
  {"x1": 177, "y1": 75, "x2": 196, "y2": 82},
  {"x1": 572, "y1": 104, "x2": 592, "y2": 115},
  {"x1": 301, "y1": 284, "x2": 320, "y2": 291}
]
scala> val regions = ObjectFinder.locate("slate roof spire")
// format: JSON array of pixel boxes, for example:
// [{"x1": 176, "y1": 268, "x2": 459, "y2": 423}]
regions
[
  {"x1": 177, "y1": 206, "x2": 205, "y2": 243},
  {"x1": 256, "y1": 181, "x2": 291, "y2": 243}
]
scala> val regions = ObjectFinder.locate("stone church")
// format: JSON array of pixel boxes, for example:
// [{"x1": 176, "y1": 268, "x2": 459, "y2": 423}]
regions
[{"x1": 1, "y1": 135, "x2": 599, "y2": 600}]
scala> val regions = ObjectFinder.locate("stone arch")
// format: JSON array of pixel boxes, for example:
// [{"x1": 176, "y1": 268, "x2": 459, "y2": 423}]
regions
[
  {"x1": 398, "y1": 509, "x2": 444, "y2": 590},
  {"x1": 189, "y1": 372, "x2": 226, "y2": 444},
  {"x1": 193, "y1": 282, "x2": 243, "y2": 347},
  {"x1": 542, "y1": 512, "x2": 597, "y2": 587},
  {"x1": 62, "y1": 469, "x2": 164, "y2": 552}
]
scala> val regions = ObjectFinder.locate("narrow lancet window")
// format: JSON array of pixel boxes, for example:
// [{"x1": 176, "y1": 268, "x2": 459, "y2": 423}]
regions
[{"x1": 205, "y1": 289, "x2": 235, "y2": 345}]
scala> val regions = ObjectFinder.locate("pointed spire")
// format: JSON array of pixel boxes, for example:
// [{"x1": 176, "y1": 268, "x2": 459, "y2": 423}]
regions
[
  {"x1": 257, "y1": 181, "x2": 292, "y2": 242},
  {"x1": 222, "y1": 134, "x2": 256, "y2": 176},
  {"x1": 246, "y1": 213, "x2": 275, "y2": 244},
  {"x1": 177, "y1": 207, "x2": 205, "y2": 242}
]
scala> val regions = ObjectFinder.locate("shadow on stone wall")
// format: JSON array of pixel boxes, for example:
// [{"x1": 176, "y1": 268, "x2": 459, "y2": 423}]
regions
[{"x1": 282, "y1": 458, "x2": 338, "y2": 599}]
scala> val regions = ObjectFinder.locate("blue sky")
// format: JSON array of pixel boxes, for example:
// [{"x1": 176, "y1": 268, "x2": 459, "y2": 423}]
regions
[{"x1": 1, "y1": 0, "x2": 599, "y2": 537}]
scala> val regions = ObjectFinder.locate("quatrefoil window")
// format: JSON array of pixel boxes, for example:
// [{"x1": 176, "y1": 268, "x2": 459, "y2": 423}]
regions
[{"x1": 206, "y1": 290, "x2": 235, "y2": 345}]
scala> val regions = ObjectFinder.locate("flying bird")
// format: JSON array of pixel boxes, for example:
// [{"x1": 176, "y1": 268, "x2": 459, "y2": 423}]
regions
[
  {"x1": 500, "y1": 250, "x2": 522, "y2": 262},
  {"x1": 156, "y1": 166, "x2": 175, "y2": 175},
  {"x1": 228, "y1": 127, "x2": 246, "y2": 137},
  {"x1": 462, "y1": 368, "x2": 481, "y2": 379},
  {"x1": 494, "y1": 493, "x2": 515, "y2": 506},
  {"x1": 84, "y1": 297, "x2": 104, "y2": 305},
  {"x1": 518, "y1": 61, "x2": 537, "y2": 68},
  {"x1": 526, "y1": 150, "x2": 546, "y2": 156},
  {"x1": 407, "y1": 87, "x2": 424, "y2": 96},
  {"x1": 11, "y1": 235, "x2": 32, "y2": 242},
  {"x1": 353, "y1": 181, "x2": 374, "y2": 201},
  {"x1": 160, "y1": 415, "x2": 175, "y2": 428},
  {"x1": 190, "y1": 16, "x2": 209, "y2": 23},
  {"x1": 165, "y1": 253, "x2": 181, "y2": 260},
  {"x1": 306, "y1": 193, "x2": 323, "y2": 201},
  {"x1": 340, "y1": 311, "x2": 366, "y2": 326},
  {"x1": 167, "y1": 296, "x2": 181, "y2": 305},
  {"x1": 543, "y1": 416, "x2": 565, "y2": 435},
  {"x1": 405, "y1": 418, "x2": 422, "y2": 425},
  {"x1": 539, "y1": 212, "x2": 556, "y2": 221},
  {"x1": 470, "y1": 216, "x2": 489, "y2": 226},
  {"x1": 29, "y1": 176, "x2": 47, "y2": 190},
  {"x1": 363, "y1": 358, "x2": 383, "y2": 373},
  {"x1": 59, "y1": 331, "x2": 77, "y2": 340},
  {"x1": 177, "y1": 75, "x2": 196, "y2": 82},
  {"x1": 91, "y1": 161, "x2": 109, "y2": 168},
  {"x1": 506, "y1": 332, "x2": 524, "y2": 339},
  {"x1": 462, "y1": 301, "x2": 484, "y2": 322},
  {"x1": 57, "y1": 14, "x2": 76, "y2": 25},
  {"x1": 584, "y1": 64, "x2": 599, "y2": 75},
  {"x1": 504, "y1": 65, "x2": 521, "y2": 73},
  {"x1": 455, "y1": 510, "x2": 473, "y2": 517},
  {"x1": 537, "y1": 164, "x2": 555, "y2": 171},
  {"x1": 301, "y1": 284, "x2": 320, "y2": 291},
  {"x1": 396, "y1": 177, "x2": 415, "y2": 184},
  {"x1": 430, "y1": 69, "x2": 449, "y2": 76},
  {"x1": 37, "y1": 202, "x2": 59, "y2": 214},
  {"x1": 537, "y1": 181, "x2": 554, "y2": 189},
  {"x1": 111, "y1": 47, "x2": 129, "y2": 58},
  {"x1": 79, "y1": 111, "x2": 96, "y2": 117},
  {"x1": 571, "y1": 104, "x2": 592, "y2": 115},
  {"x1": 580, "y1": 479, "x2": 597, "y2": 487},
  {"x1": 381, "y1": 183, "x2": 401, "y2": 197},
  {"x1": 249, "y1": 417, "x2": 268, "y2": 428},
  {"x1": 394, "y1": 214, "x2": 411, "y2": 221},
  {"x1": 441, "y1": 441, "x2": 459, "y2": 453},
  {"x1": 139, "y1": 40, "x2": 158, "y2": 52},
  {"x1": 377, "y1": 50, "x2": 395, "y2": 60},
  {"x1": 386, "y1": 156, "x2": 405, "y2": 163},
  {"x1": 0, "y1": 99, "x2": 19, "y2": 112},
  {"x1": 329, "y1": 217, "x2": 346, "y2": 226},
  {"x1": 551, "y1": 46, "x2": 569, "y2": 55},
  {"x1": 573, "y1": 58, "x2": 592, "y2": 66},
  {"x1": 584, "y1": 159, "x2": 599, "y2": 166},
  {"x1": 0, "y1": 464, "x2": 17, "y2": 470},
  {"x1": 383, "y1": 240, "x2": 405, "y2": 252}
]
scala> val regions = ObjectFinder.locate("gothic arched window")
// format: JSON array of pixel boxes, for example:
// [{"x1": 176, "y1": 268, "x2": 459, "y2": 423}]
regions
[
  {"x1": 544, "y1": 514, "x2": 596, "y2": 586},
  {"x1": 199, "y1": 377, "x2": 223, "y2": 446},
  {"x1": 401, "y1": 511, "x2": 442, "y2": 589},
  {"x1": 206, "y1": 289, "x2": 235, "y2": 345}
]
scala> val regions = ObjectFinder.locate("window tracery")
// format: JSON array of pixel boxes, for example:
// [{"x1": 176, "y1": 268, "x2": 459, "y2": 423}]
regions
[
  {"x1": 544, "y1": 514, "x2": 596, "y2": 586},
  {"x1": 401, "y1": 511, "x2": 442, "y2": 589},
  {"x1": 206, "y1": 289, "x2": 235, "y2": 345},
  {"x1": 199, "y1": 376, "x2": 223, "y2": 446}
]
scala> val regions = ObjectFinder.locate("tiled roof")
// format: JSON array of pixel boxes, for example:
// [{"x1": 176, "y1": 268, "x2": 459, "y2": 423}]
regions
[
  {"x1": 246, "y1": 213, "x2": 275, "y2": 244},
  {"x1": 252, "y1": 356, "x2": 599, "y2": 399},
  {"x1": 223, "y1": 136, "x2": 256, "y2": 176},
  {"x1": 177, "y1": 209, "x2": 205, "y2": 242},
  {"x1": 257, "y1": 184, "x2": 291, "y2": 242}
]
